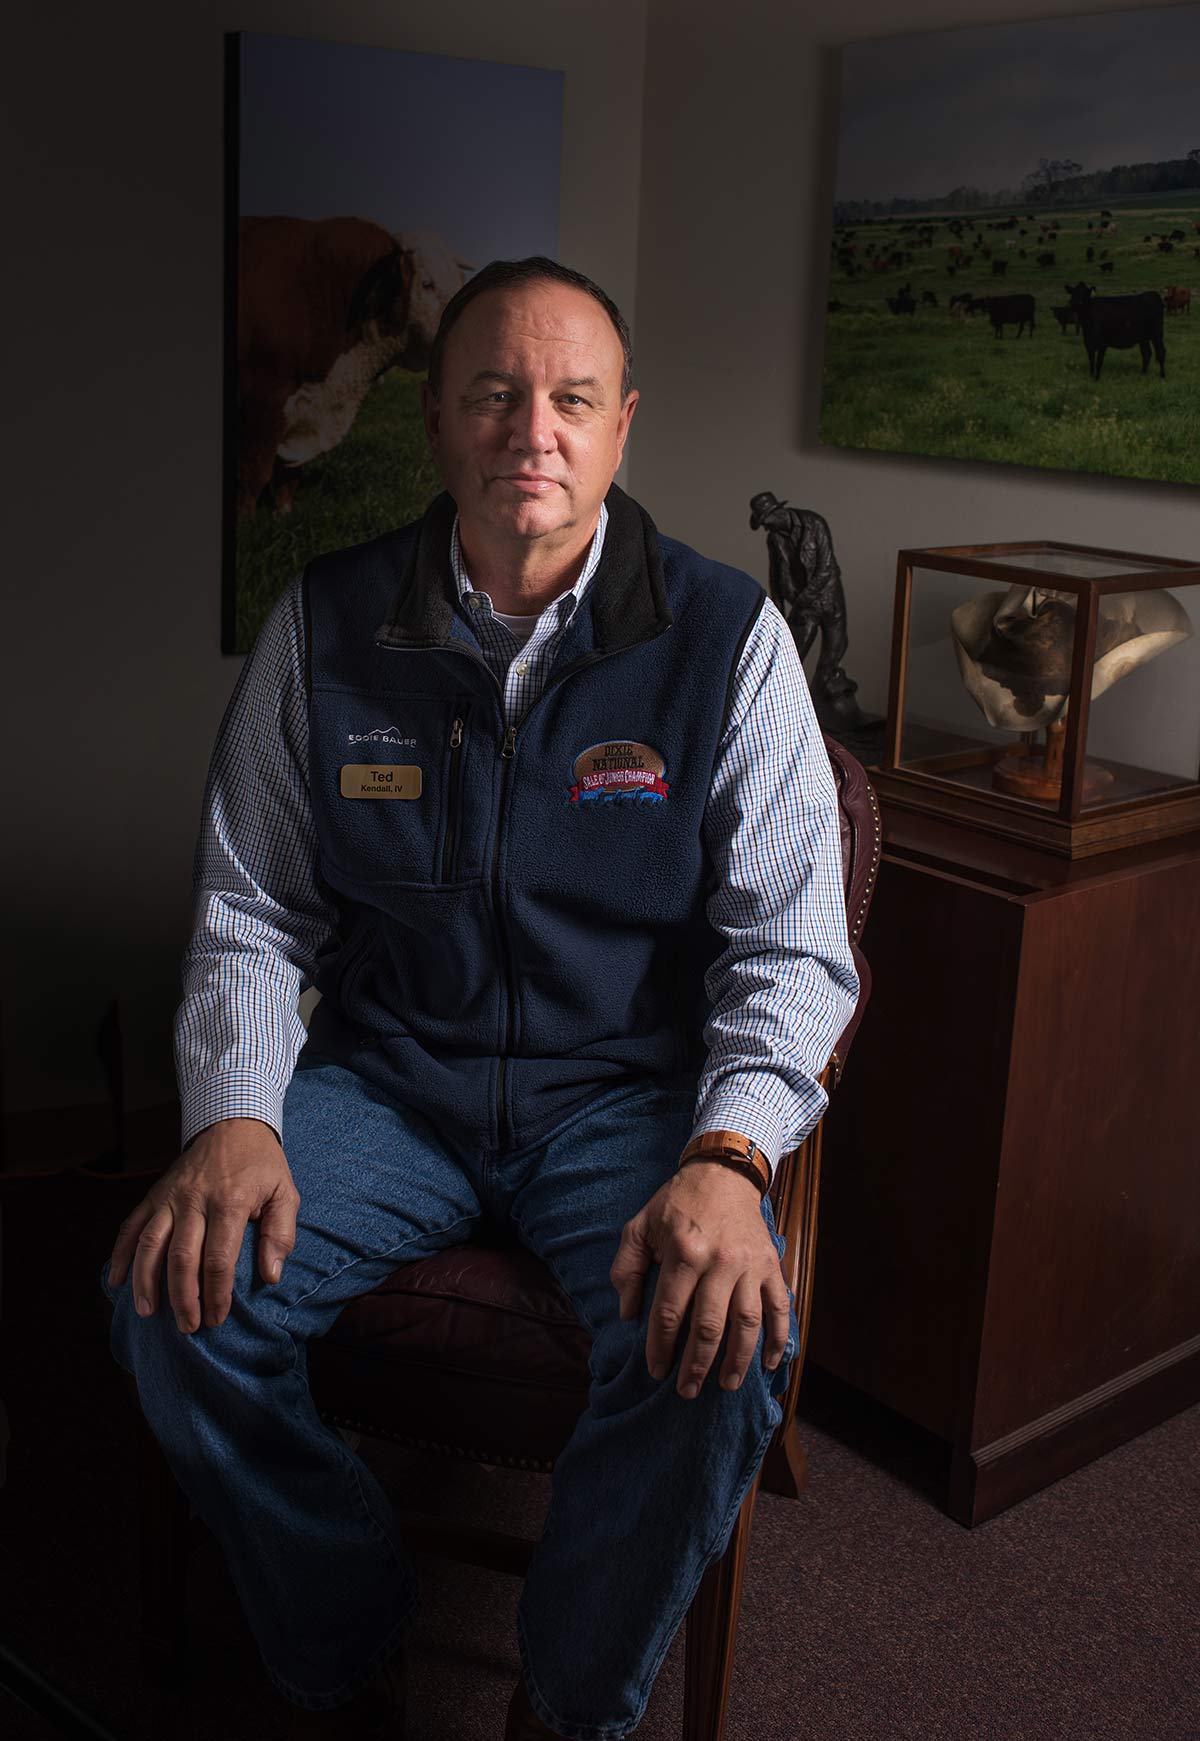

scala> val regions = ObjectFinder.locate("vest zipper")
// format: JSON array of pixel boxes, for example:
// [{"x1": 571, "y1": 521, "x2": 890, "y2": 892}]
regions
[
  {"x1": 497, "y1": 648, "x2": 623, "y2": 754},
  {"x1": 375, "y1": 641, "x2": 515, "y2": 1143},
  {"x1": 441, "y1": 710, "x2": 469, "y2": 882},
  {"x1": 376, "y1": 636, "x2": 662, "y2": 1151}
]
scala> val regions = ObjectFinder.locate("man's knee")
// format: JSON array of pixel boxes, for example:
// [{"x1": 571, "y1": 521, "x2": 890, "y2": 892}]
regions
[
  {"x1": 589, "y1": 1294, "x2": 786, "y2": 1428},
  {"x1": 97, "y1": 1232, "x2": 285, "y2": 1384}
]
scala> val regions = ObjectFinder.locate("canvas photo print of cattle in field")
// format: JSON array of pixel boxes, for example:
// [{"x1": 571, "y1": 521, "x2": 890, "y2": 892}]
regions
[
  {"x1": 225, "y1": 32, "x2": 562, "y2": 653},
  {"x1": 820, "y1": 4, "x2": 1200, "y2": 489}
]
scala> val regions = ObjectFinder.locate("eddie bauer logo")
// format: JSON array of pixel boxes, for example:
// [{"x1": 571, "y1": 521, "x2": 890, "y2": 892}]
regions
[
  {"x1": 348, "y1": 726, "x2": 417, "y2": 748},
  {"x1": 568, "y1": 741, "x2": 669, "y2": 805}
]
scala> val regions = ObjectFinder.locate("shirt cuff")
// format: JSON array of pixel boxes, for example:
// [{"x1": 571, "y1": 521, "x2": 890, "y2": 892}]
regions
[
  {"x1": 688, "y1": 1074, "x2": 832, "y2": 1187},
  {"x1": 180, "y1": 1071, "x2": 285, "y2": 1150}
]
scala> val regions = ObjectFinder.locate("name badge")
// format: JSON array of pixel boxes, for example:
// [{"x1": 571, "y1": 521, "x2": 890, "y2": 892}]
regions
[{"x1": 339, "y1": 764, "x2": 423, "y2": 799}]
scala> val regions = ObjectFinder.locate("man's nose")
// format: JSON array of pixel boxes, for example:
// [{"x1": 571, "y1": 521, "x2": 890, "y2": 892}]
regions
[{"x1": 508, "y1": 395, "x2": 557, "y2": 454}]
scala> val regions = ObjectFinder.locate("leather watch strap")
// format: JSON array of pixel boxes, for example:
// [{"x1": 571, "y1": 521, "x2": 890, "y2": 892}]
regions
[{"x1": 677, "y1": 1129, "x2": 771, "y2": 1197}]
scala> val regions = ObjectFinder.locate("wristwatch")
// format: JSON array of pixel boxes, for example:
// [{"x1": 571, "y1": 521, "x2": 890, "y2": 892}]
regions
[{"x1": 676, "y1": 1129, "x2": 771, "y2": 1198}]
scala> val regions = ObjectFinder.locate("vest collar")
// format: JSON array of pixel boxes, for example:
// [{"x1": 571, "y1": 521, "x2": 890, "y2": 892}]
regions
[{"x1": 373, "y1": 483, "x2": 673, "y2": 654}]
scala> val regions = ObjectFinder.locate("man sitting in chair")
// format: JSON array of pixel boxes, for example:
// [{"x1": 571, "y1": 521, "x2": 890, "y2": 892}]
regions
[{"x1": 102, "y1": 259, "x2": 858, "y2": 1740}]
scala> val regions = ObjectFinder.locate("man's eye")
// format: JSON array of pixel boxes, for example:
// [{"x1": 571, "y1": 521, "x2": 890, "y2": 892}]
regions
[{"x1": 560, "y1": 395, "x2": 585, "y2": 407}]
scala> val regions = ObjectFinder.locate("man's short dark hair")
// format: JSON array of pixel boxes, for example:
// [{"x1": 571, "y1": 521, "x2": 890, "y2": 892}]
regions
[{"x1": 426, "y1": 257, "x2": 634, "y2": 402}]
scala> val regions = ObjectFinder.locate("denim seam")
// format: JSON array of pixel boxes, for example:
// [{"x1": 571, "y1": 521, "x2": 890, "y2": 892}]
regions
[
  {"x1": 264, "y1": 1586, "x2": 418, "y2": 1710},
  {"x1": 509, "y1": 1184, "x2": 792, "y2": 1734},
  {"x1": 503, "y1": 1218, "x2": 598, "y2": 1593},
  {"x1": 634, "y1": 1400, "x2": 783, "y2": 1716},
  {"x1": 108, "y1": 1251, "x2": 424, "y2": 1712},
  {"x1": 257, "y1": 1355, "x2": 419, "y2": 1707},
  {"x1": 273, "y1": 1200, "x2": 483, "y2": 1631},
  {"x1": 510, "y1": 1214, "x2": 602, "y2": 1341},
  {"x1": 510, "y1": 1188, "x2": 787, "y2": 1369},
  {"x1": 278, "y1": 1210, "x2": 479, "y2": 1325},
  {"x1": 516, "y1": 1616, "x2": 631, "y2": 1741},
  {"x1": 516, "y1": 1377, "x2": 783, "y2": 1739},
  {"x1": 508, "y1": 1088, "x2": 698, "y2": 1342},
  {"x1": 269, "y1": 1215, "x2": 478, "y2": 1705}
]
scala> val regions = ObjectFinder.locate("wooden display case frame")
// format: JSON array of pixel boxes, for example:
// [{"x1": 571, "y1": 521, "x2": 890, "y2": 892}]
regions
[{"x1": 871, "y1": 541, "x2": 1200, "y2": 858}]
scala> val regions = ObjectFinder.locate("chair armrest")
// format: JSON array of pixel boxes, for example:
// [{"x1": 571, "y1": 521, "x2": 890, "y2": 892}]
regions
[{"x1": 828, "y1": 944, "x2": 872, "y2": 1087}]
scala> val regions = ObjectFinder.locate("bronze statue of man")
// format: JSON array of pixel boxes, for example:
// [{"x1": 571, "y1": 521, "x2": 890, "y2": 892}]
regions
[{"x1": 749, "y1": 491, "x2": 881, "y2": 745}]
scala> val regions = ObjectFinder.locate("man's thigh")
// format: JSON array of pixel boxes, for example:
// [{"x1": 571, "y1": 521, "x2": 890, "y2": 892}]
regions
[
  {"x1": 503, "y1": 1078, "x2": 792, "y2": 1365},
  {"x1": 262, "y1": 1054, "x2": 485, "y2": 1337}
]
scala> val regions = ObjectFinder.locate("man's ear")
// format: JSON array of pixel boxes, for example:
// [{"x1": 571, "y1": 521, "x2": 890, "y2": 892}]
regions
[
  {"x1": 420, "y1": 380, "x2": 440, "y2": 448},
  {"x1": 613, "y1": 389, "x2": 639, "y2": 468}
]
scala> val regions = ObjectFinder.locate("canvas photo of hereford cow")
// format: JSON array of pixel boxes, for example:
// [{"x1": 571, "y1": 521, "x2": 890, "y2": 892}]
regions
[
  {"x1": 225, "y1": 32, "x2": 562, "y2": 653},
  {"x1": 820, "y1": 3, "x2": 1200, "y2": 489}
]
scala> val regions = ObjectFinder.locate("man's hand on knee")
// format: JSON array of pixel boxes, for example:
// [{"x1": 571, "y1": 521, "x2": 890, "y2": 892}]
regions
[
  {"x1": 105, "y1": 1117, "x2": 300, "y2": 1337},
  {"x1": 608, "y1": 1166, "x2": 791, "y2": 1401}
]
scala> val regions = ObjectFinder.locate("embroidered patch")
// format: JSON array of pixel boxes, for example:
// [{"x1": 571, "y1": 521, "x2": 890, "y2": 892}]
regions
[{"x1": 568, "y1": 741, "x2": 669, "y2": 805}]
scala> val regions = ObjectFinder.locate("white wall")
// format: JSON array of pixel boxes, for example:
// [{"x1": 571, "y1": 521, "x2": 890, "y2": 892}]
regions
[
  {"x1": 630, "y1": 0, "x2": 1200, "y2": 724},
  {"x1": 8, "y1": 0, "x2": 1196, "y2": 1120},
  {"x1": 1, "y1": 0, "x2": 646, "y2": 1113}
]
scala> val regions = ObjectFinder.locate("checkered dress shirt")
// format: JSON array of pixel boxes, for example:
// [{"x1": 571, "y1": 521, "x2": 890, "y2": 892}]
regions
[{"x1": 177, "y1": 504, "x2": 859, "y2": 1180}]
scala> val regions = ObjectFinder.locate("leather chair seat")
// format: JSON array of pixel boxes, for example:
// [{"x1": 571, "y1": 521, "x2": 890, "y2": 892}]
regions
[{"x1": 309, "y1": 1228, "x2": 593, "y2": 1469}]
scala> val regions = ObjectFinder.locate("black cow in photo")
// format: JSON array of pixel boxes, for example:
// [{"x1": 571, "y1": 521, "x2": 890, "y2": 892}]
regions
[
  {"x1": 1065, "y1": 283, "x2": 1166, "y2": 380},
  {"x1": 970, "y1": 293, "x2": 1035, "y2": 337}
]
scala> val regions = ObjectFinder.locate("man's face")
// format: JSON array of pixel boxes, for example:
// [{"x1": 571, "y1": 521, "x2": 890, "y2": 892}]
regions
[{"x1": 421, "y1": 280, "x2": 637, "y2": 553}]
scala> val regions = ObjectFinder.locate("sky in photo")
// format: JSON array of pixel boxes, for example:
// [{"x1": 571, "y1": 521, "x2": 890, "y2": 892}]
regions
[
  {"x1": 836, "y1": 3, "x2": 1200, "y2": 204},
  {"x1": 238, "y1": 32, "x2": 562, "y2": 266}
]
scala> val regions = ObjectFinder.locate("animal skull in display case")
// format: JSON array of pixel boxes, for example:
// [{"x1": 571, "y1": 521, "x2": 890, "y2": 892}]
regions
[{"x1": 872, "y1": 542, "x2": 1200, "y2": 857}]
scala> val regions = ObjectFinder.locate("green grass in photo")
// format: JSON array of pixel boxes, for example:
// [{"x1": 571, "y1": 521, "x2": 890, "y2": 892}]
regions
[
  {"x1": 820, "y1": 202, "x2": 1200, "y2": 488},
  {"x1": 234, "y1": 371, "x2": 442, "y2": 655}
]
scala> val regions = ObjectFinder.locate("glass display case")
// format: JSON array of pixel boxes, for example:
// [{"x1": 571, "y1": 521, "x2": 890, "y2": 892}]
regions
[{"x1": 871, "y1": 542, "x2": 1200, "y2": 857}]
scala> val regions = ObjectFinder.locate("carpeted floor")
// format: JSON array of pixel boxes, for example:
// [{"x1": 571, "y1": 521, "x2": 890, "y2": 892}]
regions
[{"x1": 1, "y1": 1168, "x2": 1196, "y2": 1741}]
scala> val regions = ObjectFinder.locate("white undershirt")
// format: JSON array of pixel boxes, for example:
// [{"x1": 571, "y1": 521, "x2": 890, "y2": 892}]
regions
[{"x1": 489, "y1": 608, "x2": 541, "y2": 648}]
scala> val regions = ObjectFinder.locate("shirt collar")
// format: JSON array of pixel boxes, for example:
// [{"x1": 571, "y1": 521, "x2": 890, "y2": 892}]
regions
[
  {"x1": 373, "y1": 484, "x2": 673, "y2": 655},
  {"x1": 450, "y1": 500, "x2": 609, "y2": 626}
]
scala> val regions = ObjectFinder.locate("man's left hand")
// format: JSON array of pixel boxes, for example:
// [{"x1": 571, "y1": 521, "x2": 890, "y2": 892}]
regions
[{"x1": 609, "y1": 1162, "x2": 791, "y2": 1400}]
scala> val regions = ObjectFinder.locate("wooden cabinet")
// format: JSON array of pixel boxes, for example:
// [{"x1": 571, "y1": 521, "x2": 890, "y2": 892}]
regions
[{"x1": 811, "y1": 804, "x2": 1200, "y2": 1525}]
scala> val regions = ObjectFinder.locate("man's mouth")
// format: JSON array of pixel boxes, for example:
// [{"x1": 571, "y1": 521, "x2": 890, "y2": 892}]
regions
[{"x1": 498, "y1": 475, "x2": 560, "y2": 492}]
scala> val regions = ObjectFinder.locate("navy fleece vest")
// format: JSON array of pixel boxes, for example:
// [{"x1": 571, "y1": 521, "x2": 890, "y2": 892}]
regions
[{"x1": 302, "y1": 485, "x2": 766, "y2": 1153}]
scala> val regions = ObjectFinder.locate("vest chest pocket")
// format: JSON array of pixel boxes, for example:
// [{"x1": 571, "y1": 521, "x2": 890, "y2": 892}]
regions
[
  {"x1": 441, "y1": 709, "x2": 469, "y2": 881},
  {"x1": 312, "y1": 694, "x2": 473, "y2": 889}
]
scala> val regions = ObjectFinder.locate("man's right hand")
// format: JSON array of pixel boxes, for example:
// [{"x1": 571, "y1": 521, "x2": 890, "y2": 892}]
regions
[{"x1": 106, "y1": 1117, "x2": 300, "y2": 1336}]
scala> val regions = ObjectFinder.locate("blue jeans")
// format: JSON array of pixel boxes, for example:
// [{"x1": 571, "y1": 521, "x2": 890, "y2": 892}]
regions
[{"x1": 100, "y1": 1055, "x2": 797, "y2": 1739}]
